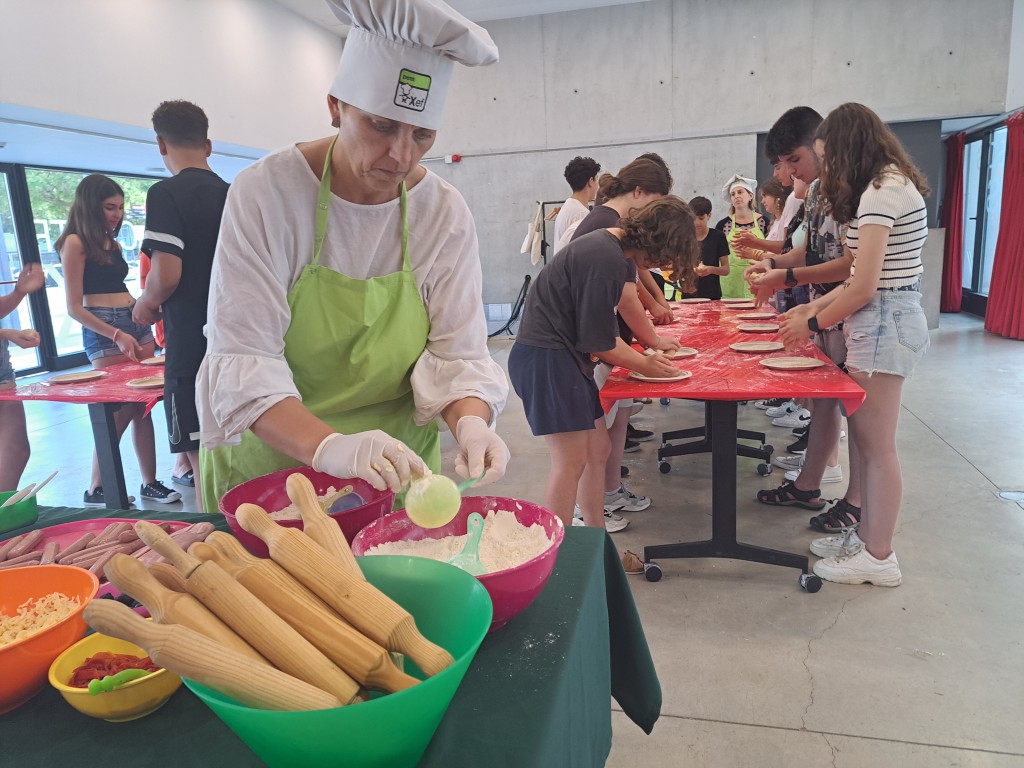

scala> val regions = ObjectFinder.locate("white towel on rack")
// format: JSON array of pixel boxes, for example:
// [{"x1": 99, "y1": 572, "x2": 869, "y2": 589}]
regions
[{"x1": 521, "y1": 203, "x2": 544, "y2": 265}]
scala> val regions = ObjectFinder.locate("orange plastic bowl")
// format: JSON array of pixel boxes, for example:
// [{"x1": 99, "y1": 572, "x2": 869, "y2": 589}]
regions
[
  {"x1": 0, "y1": 564, "x2": 100, "y2": 714},
  {"x1": 219, "y1": 466, "x2": 394, "y2": 558},
  {"x1": 352, "y1": 496, "x2": 564, "y2": 632}
]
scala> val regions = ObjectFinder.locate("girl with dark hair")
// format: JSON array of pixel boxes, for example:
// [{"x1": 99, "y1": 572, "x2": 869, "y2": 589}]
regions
[
  {"x1": 779, "y1": 103, "x2": 930, "y2": 587},
  {"x1": 56, "y1": 174, "x2": 179, "y2": 505},
  {"x1": 509, "y1": 197, "x2": 699, "y2": 530}
]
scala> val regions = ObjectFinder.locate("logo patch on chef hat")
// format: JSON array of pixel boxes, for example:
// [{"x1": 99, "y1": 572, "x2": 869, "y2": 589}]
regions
[{"x1": 394, "y1": 69, "x2": 431, "y2": 113}]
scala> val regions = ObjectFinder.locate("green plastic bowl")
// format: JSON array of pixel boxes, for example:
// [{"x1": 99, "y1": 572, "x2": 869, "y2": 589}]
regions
[
  {"x1": 0, "y1": 491, "x2": 39, "y2": 536},
  {"x1": 183, "y1": 556, "x2": 492, "y2": 768}
]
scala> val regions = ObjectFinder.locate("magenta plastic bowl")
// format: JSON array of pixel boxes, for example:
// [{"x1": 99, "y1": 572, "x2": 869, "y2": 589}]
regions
[
  {"x1": 219, "y1": 466, "x2": 394, "y2": 558},
  {"x1": 351, "y1": 496, "x2": 564, "y2": 632}
]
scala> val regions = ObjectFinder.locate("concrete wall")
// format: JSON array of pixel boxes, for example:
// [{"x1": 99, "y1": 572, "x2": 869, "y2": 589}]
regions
[
  {"x1": 1007, "y1": 0, "x2": 1024, "y2": 111},
  {"x1": 430, "y1": 0, "x2": 1017, "y2": 305},
  {"x1": 0, "y1": 0, "x2": 340, "y2": 150}
]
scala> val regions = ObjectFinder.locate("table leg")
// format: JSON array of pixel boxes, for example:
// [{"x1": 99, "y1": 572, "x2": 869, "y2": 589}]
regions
[
  {"x1": 87, "y1": 403, "x2": 130, "y2": 510},
  {"x1": 643, "y1": 400, "x2": 810, "y2": 575}
]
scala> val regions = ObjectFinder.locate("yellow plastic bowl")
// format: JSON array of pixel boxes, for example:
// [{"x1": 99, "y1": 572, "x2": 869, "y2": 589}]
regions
[{"x1": 48, "y1": 628, "x2": 182, "y2": 722}]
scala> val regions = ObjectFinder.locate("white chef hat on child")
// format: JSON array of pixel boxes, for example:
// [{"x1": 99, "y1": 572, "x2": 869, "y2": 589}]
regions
[
  {"x1": 326, "y1": 0, "x2": 499, "y2": 130},
  {"x1": 721, "y1": 173, "x2": 757, "y2": 202}
]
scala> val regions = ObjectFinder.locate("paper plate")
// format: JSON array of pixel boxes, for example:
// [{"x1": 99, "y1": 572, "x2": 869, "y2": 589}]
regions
[
  {"x1": 730, "y1": 341, "x2": 785, "y2": 353},
  {"x1": 125, "y1": 377, "x2": 165, "y2": 389},
  {"x1": 645, "y1": 347, "x2": 699, "y2": 359},
  {"x1": 736, "y1": 312, "x2": 777, "y2": 320},
  {"x1": 722, "y1": 302, "x2": 758, "y2": 310},
  {"x1": 47, "y1": 371, "x2": 108, "y2": 385},
  {"x1": 674, "y1": 297, "x2": 710, "y2": 304},
  {"x1": 720, "y1": 297, "x2": 753, "y2": 303},
  {"x1": 140, "y1": 357, "x2": 165, "y2": 366},
  {"x1": 760, "y1": 357, "x2": 826, "y2": 370},
  {"x1": 737, "y1": 323, "x2": 780, "y2": 333},
  {"x1": 629, "y1": 370, "x2": 692, "y2": 383}
]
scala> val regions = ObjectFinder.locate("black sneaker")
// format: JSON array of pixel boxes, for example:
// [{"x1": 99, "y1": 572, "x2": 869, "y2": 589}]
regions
[
  {"x1": 140, "y1": 481, "x2": 182, "y2": 504},
  {"x1": 787, "y1": 434, "x2": 809, "y2": 454},
  {"x1": 791, "y1": 424, "x2": 809, "y2": 437},
  {"x1": 620, "y1": 465, "x2": 629, "y2": 478},
  {"x1": 755, "y1": 397, "x2": 788, "y2": 410},
  {"x1": 626, "y1": 424, "x2": 655, "y2": 442},
  {"x1": 623, "y1": 439, "x2": 641, "y2": 453},
  {"x1": 83, "y1": 487, "x2": 136, "y2": 507}
]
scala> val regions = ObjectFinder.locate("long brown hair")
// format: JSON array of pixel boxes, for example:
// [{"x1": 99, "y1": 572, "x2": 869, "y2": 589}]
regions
[
  {"x1": 620, "y1": 196, "x2": 701, "y2": 293},
  {"x1": 758, "y1": 177, "x2": 789, "y2": 217},
  {"x1": 54, "y1": 174, "x2": 124, "y2": 265},
  {"x1": 815, "y1": 103, "x2": 930, "y2": 224},
  {"x1": 597, "y1": 158, "x2": 672, "y2": 202}
]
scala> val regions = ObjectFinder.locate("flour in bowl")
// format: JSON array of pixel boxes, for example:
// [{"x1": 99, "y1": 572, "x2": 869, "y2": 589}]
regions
[
  {"x1": 365, "y1": 510, "x2": 552, "y2": 572},
  {"x1": 269, "y1": 487, "x2": 339, "y2": 521}
]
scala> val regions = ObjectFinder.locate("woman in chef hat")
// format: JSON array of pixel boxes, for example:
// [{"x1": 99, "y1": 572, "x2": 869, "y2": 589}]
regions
[
  {"x1": 196, "y1": 0, "x2": 510, "y2": 511},
  {"x1": 715, "y1": 173, "x2": 768, "y2": 298}
]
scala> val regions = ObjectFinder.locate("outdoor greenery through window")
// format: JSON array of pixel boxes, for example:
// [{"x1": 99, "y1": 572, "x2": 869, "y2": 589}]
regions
[{"x1": 26, "y1": 169, "x2": 159, "y2": 359}]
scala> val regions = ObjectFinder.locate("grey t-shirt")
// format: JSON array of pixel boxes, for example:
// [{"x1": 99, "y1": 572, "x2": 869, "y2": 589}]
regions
[{"x1": 517, "y1": 229, "x2": 637, "y2": 375}]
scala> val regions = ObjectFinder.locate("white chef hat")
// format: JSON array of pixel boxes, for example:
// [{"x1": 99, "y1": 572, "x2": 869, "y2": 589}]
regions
[
  {"x1": 326, "y1": 0, "x2": 499, "y2": 130},
  {"x1": 721, "y1": 173, "x2": 757, "y2": 202}
]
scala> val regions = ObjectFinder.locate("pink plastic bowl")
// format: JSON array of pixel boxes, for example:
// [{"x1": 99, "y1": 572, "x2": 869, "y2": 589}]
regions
[
  {"x1": 351, "y1": 496, "x2": 564, "y2": 632},
  {"x1": 219, "y1": 466, "x2": 394, "y2": 558}
]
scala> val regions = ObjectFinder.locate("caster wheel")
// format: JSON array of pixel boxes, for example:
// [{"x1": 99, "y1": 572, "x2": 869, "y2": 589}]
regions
[
  {"x1": 659, "y1": 461, "x2": 671, "y2": 474},
  {"x1": 799, "y1": 574, "x2": 822, "y2": 593},
  {"x1": 762, "y1": 444, "x2": 774, "y2": 455},
  {"x1": 659, "y1": 398, "x2": 671, "y2": 405},
  {"x1": 644, "y1": 563, "x2": 663, "y2": 582},
  {"x1": 757, "y1": 463, "x2": 772, "y2": 476}
]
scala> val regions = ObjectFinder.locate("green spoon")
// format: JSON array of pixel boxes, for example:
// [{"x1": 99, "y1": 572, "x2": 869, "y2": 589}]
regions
[
  {"x1": 448, "y1": 512, "x2": 487, "y2": 575},
  {"x1": 87, "y1": 668, "x2": 152, "y2": 696}
]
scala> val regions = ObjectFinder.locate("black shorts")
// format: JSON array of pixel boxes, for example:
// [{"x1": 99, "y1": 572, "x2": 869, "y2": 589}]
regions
[
  {"x1": 508, "y1": 343, "x2": 604, "y2": 436},
  {"x1": 164, "y1": 377, "x2": 199, "y2": 453}
]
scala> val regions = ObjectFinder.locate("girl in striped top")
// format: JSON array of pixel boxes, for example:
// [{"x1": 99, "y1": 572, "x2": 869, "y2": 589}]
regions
[{"x1": 779, "y1": 102, "x2": 930, "y2": 588}]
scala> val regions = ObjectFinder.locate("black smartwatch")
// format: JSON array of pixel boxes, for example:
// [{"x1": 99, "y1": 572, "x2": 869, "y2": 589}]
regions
[
  {"x1": 785, "y1": 267, "x2": 798, "y2": 287},
  {"x1": 807, "y1": 316, "x2": 821, "y2": 333}
]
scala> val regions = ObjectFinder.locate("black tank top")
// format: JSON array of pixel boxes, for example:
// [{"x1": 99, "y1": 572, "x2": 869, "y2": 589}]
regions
[{"x1": 81, "y1": 248, "x2": 130, "y2": 295}]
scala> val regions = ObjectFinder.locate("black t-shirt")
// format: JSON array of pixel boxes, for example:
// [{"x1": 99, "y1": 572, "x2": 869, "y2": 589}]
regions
[
  {"x1": 141, "y1": 168, "x2": 229, "y2": 379},
  {"x1": 684, "y1": 228, "x2": 730, "y2": 300},
  {"x1": 517, "y1": 229, "x2": 636, "y2": 375},
  {"x1": 570, "y1": 204, "x2": 621, "y2": 242}
]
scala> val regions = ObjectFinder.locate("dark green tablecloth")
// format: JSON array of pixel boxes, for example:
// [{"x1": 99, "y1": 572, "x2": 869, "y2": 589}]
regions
[{"x1": 1, "y1": 507, "x2": 661, "y2": 766}]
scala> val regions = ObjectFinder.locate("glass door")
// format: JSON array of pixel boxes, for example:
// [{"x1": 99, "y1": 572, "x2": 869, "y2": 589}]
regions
[
  {"x1": 961, "y1": 124, "x2": 1008, "y2": 314},
  {"x1": 0, "y1": 169, "x2": 41, "y2": 372}
]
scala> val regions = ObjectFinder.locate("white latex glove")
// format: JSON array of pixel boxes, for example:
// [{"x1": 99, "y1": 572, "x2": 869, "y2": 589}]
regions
[
  {"x1": 455, "y1": 415, "x2": 509, "y2": 487},
  {"x1": 312, "y1": 431, "x2": 429, "y2": 493}
]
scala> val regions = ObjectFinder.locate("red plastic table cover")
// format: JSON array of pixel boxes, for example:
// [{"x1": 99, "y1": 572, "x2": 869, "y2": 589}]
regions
[
  {"x1": 0, "y1": 361, "x2": 162, "y2": 414},
  {"x1": 600, "y1": 301, "x2": 866, "y2": 415}
]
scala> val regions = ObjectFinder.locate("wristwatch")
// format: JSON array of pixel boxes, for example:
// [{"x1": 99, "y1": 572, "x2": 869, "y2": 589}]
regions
[
  {"x1": 785, "y1": 267, "x2": 798, "y2": 287},
  {"x1": 807, "y1": 316, "x2": 821, "y2": 333}
]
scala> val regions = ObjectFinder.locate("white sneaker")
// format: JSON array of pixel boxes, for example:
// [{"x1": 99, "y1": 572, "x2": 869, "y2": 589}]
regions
[
  {"x1": 604, "y1": 485, "x2": 651, "y2": 512},
  {"x1": 813, "y1": 548, "x2": 901, "y2": 587},
  {"x1": 571, "y1": 517, "x2": 585, "y2": 527},
  {"x1": 630, "y1": 401, "x2": 645, "y2": 416},
  {"x1": 755, "y1": 398, "x2": 789, "y2": 411},
  {"x1": 773, "y1": 454, "x2": 804, "y2": 472},
  {"x1": 772, "y1": 408, "x2": 811, "y2": 428},
  {"x1": 785, "y1": 463, "x2": 843, "y2": 484},
  {"x1": 810, "y1": 528, "x2": 863, "y2": 558},
  {"x1": 574, "y1": 502, "x2": 630, "y2": 532},
  {"x1": 765, "y1": 400, "x2": 796, "y2": 418}
]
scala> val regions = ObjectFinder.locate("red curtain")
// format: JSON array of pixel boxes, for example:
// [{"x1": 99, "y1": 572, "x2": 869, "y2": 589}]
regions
[
  {"x1": 984, "y1": 112, "x2": 1024, "y2": 340},
  {"x1": 939, "y1": 133, "x2": 965, "y2": 312}
]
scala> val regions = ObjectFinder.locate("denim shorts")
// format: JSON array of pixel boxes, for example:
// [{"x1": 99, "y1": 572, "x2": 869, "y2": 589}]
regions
[
  {"x1": 0, "y1": 340, "x2": 14, "y2": 385},
  {"x1": 843, "y1": 290, "x2": 928, "y2": 378},
  {"x1": 82, "y1": 306, "x2": 155, "y2": 362}
]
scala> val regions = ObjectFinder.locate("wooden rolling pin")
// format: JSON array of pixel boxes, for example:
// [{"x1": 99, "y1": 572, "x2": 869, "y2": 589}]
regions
[
  {"x1": 133, "y1": 522, "x2": 362, "y2": 705},
  {"x1": 149, "y1": 562, "x2": 190, "y2": 593},
  {"x1": 285, "y1": 472, "x2": 362, "y2": 576},
  {"x1": 197, "y1": 533, "x2": 419, "y2": 693},
  {"x1": 103, "y1": 553, "x2": 268, "y2": 665},
  {"x1": 235, "y1": 504, "x2": 455, "y2": 677},
  {"x1": 83, "y1": 600, "x2": 342, "y2": 711}
]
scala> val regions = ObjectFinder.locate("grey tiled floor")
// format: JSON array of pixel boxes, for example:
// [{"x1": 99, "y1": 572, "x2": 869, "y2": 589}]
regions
[{"x1": 13, "y1": 313, "x2": 1024, "y2": 767}]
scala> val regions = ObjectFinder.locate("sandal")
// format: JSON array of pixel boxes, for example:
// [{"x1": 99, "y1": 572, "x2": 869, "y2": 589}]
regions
[
  {"x1": 809, "y1": 498, "x2": 861, "y2": 532},
  {"x1": 757, "y1": 481, "x2": 826, "y2": 511},
  {"x1": 621, "y1": 550, "x2": 645, "y2": 575}
]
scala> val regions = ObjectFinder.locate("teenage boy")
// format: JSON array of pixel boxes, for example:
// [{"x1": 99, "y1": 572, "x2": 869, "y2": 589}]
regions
[
  {"x1": 745, "y1": 106, "x2": 862, "y2": 534},
  {"x1": 553, "y1": 156, "x2": 600, "y2": 250},
  {"x1": 134, "y1": 101, "x2": 229, "y2": 513}
]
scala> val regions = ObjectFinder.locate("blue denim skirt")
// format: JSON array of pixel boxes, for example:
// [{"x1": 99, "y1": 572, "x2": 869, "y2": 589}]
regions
[{"x1": 844, "y1": 290, "x2": 928, "y2": 378}]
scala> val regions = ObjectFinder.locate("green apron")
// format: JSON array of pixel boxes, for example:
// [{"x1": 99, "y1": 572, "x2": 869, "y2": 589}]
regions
[
  {"x1": 200, "y1": 136, "x2": 439, "y2": 512},
  {"x1": 720, "y1": 213, "x2": 766, "y2": 299}
]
